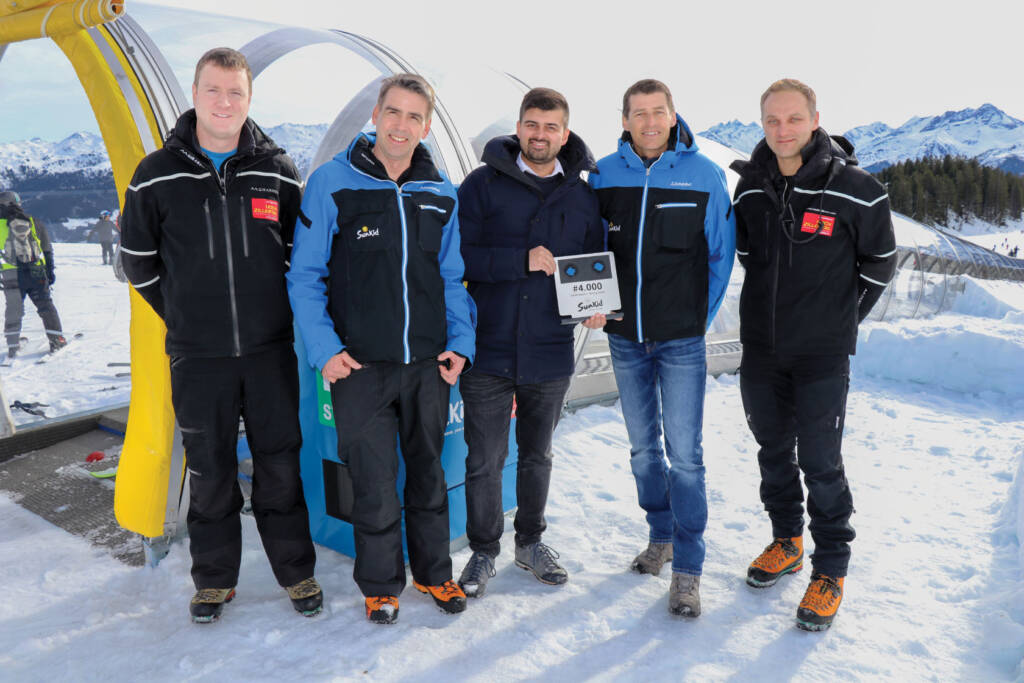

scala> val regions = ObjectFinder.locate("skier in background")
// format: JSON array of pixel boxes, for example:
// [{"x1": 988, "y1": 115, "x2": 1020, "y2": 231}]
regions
[
  {"x1": 87, "y1": 209, "x2": 117, "y2": 265},
  {"x1": 0, "y1": 190, "x2": 67, "y2": 358}
]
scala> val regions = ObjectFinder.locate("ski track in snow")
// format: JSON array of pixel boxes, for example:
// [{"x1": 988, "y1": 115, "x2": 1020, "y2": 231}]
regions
[{"x1": 0, "y1": 251, "x2": 1023, "y2": 681}]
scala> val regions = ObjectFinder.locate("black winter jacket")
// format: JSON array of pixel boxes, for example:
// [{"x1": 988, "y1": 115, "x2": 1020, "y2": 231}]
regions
[
  {"x1": 458, "y1": 133, "x2": 604, "y2": 383},
  {"x1": 121, "y1": 110, "x2": 302, "y2": 358},
  {"x1": 731, "y1": 128, "x2": 897, "y2": 356}
]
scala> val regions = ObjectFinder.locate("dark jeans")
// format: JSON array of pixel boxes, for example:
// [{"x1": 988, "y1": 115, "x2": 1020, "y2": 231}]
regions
[
  {"x1": 460, "y1": 372, "x2": 571, "y2": 557},
  {"x1": 739, "y1": 347, "x2": 855, "y2": 577},
  {"x1": 170, "y1": 345, "x2": 316, "y2": 590},
  {"x1": 330, "y1": 359, "x2": 452, "y2": 597},
  {"x1": 101, "y1": 241, "x2": 114, "y2": 264}
]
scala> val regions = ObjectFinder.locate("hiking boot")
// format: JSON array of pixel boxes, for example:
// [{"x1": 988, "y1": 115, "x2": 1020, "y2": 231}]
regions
[
  {"x1": 630, "y1": 541, "x2": 672, "y2": 576},
  {"x1": 365, "y1": 596, "x2": 399, "y2": 624},
  {"x1": 48, "y1": 334, "x2": 67, "y2": 353},
  {"x1": 285, "y1": 577, "x2": 323, "y2": 617},
  {"x1": 413, "y1": 580, "x2": 467, "y2": 614},
  {"x1": 747, "y1": 536, "x2": 804, "y2": 588},
  {"x1": 189, "y1": 587, "x2": 235, "y2": 624},
  {"x1": 796, "y1": 574, "x2": 844, "y2": 631},
  {"x1": 668, "y1": 573, "x2": 701, "y2": 617},
  {"x1": 458, "y1": 551, "x2": 496, "y2": 598},
  {"x1": 515, "y1": 542, "x2": 568, "y2": 585}
]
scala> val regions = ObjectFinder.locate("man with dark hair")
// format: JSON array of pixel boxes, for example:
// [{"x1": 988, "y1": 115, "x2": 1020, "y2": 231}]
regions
[
  {"x1": 288, "y1": 72, "x2": 476, "y2": 625},
  {"x1": 587, "y1": 78, "x2": 735, "y2": 618},
  {"x1": 0, "y1": 190, "x2": 66, "y2": 358},
  {"x1": 731, "y1": 78, "x2": 896, "y2": 632},
  {"x1": 455, "y1": 87, "x2": 604, "y2": 598},
  {"x1": 121, "y1": 47, "x2": 320, "y2": 624}
]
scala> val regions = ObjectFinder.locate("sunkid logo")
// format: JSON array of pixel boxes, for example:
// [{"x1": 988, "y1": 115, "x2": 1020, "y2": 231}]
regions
[
  {"x1": 608, "y1": 222, "x2": 621, "y2": 232},
  {"x1": 356, "y1": 225, "x2": 380, "y2": 240}
]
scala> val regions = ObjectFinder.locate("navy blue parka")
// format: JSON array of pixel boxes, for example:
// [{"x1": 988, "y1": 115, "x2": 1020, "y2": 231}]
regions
[{"x1": 458, "y1": 133, "x2": 604, "y2": 384}]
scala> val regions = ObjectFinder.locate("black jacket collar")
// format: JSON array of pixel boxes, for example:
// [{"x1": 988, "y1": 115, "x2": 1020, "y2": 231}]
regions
[
  {"x1": 731, "y1": 128, "x2": 857, "y2": 188},
  {"x1": 165, "y1": 109, "x2": 282, "y2": 170},
  {"x1": 349, "y1": 134, "x2": 442, "y2": 184}
]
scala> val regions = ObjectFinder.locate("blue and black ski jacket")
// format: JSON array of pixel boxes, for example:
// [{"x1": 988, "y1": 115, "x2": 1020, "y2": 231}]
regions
[
  {"x1": 287, "y1": 133, "x2": 476, "y2": 371},
  {"x1": 589, "y1": 115, "x2": 735, "y2": 343}
]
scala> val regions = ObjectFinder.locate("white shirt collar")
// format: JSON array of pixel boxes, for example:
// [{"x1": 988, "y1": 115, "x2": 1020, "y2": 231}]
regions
[{"x1": 517, "y1": 152, "x2": 564, "y2": 178}]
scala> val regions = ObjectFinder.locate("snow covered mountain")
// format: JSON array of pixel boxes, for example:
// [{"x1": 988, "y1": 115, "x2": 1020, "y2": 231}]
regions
[
  {"x1": 699, "y1": 104, "x2": 1024, "y2": 174},
  {"x1": 698, "y1": 120, "x2": 763, "y2": 155},
  {"x1": 0, "y1": 123, "x2": 329, "y2": 228}
]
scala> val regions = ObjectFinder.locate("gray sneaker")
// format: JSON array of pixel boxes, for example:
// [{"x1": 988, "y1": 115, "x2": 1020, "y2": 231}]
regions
[
  {"x1": 514, "y1": 542, "x2": 568, "y2": 585},
  {"x1": 458, "y1": 551, "x2": 496, "y2": 598},
  {"x1": 630, "y1": 542, "x2": 673, "y2": 575},
  {"x1": 668, "y1": 573, "x2": 701, "y2": 617}
]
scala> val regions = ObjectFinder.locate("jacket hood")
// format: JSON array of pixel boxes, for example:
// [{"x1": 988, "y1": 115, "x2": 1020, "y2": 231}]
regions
[
  {"x1": 617, "y1": 113, "x2": 698, "y2": 169},
  {"x1": 165, "y1": 109, "x2": 282, "y2": 160},
  {"x1": 481, "y1": 131, "x2": 597, "y2": 183},
  {"x1": 338, "y1": 132, "x2": 443, "y2": 184},
  {"x1": 731, "y1": 128, "x2": 858, "y2": 183}
]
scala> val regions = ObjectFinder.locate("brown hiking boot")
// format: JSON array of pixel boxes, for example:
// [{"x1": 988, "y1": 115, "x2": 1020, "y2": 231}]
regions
[
  {"x1": 189, "y1": 587, "x2": 235, "y2": 624},
  {"x1": 630, "y1": 542, "x2": 673, "y2": 576},
  {"x1": 796, "y1": 574, "x2": 844, "y2": 631},
  {"x1": 285, "y1": 577, "x2": 323, "y2": 616},
  {"x1": 747, "y1": 536, "x2": 803, "y2": 588}
]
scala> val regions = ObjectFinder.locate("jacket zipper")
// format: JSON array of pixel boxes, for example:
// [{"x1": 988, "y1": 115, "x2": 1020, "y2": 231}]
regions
[
  {"x1": 203, "y1": 200, "x2": 215, "y2": 259},
  {"x1": 769, "y1": 210, "x2": 780, "y2": 353},
  {"x1": 634, "y1": 165, "x2": 655, "y2": 343},
  {"x1": 395, "y1": 186, "x2": 411, "y2": 364},
  {"x1": 239, "y1": 196, "x2": 250, "y2": 258},
  {"x1": 218, "y1": 160, "x2": 242, "y2": 357}
]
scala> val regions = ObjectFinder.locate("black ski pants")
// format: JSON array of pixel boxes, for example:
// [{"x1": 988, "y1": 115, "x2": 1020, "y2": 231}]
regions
[
  {"x1": 460, "y1": 372, "x2": 571, "y2": 557},
  {"x1": 330, "y1": 359, "x2": 452, "y2": 597},
  {"x1": 739, "y1": 348, "x2": 855, "y2": 577},
  {"x1": 170, "y1": 345, "x2": 316, "y2": 590},
  {"x1": 3, "y1": 267, "x2": 62, "y2": 349}
]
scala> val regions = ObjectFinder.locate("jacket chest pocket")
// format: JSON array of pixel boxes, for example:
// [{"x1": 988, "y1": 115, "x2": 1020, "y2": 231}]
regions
[
  {"x1": 652, "y1": 203, "x2": 704, "y2": 254},
  {"x1": 240, "y1": 195, "x2": 283, "y2": 258},
  {"x1": 414, "y1": 203, "x2": 448, "y2": 254},
  {"x1": 339, "y1": 208, "x2": 391, "y2": 252}
]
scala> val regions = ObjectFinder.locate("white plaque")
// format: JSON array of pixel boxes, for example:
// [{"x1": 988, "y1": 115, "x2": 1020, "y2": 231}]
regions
[{"x1": 554, "y1": 251, "x2": 622, "y2": 323}]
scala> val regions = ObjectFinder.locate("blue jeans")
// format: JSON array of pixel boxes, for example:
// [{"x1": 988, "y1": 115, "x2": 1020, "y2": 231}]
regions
[{"x1": 608, "y1": 334, "x2": 707, "y2": 575}]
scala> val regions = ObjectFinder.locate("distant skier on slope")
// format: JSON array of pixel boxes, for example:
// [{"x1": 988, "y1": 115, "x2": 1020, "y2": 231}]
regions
[
  {"x1": 86, "y1": 209, "x2": 117, "y2": 265},
  {"x1": 0, "y1": 190, "x2": 67, "y2": 358}
]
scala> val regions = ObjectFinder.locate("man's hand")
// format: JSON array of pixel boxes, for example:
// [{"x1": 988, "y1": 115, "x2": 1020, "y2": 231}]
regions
[
  {"x1": 528, "y1": 245, "x2": 556, "y2": 276},
  {"x1": 322, "y1": 350, "x2": 362, "y2": 383},
  {"x1": 581, "y1": 313, "x2": 606, "y2": 329},
  {"x1": 437, "y1": 350, "x2": 466, "y2": 386}
]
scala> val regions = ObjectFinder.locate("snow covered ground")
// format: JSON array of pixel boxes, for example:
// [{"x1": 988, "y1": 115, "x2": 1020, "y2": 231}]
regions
[
  {"x1": 1, "y1": 254, "x2": 1023, "y2": 681},
  {"x1": 0, "y1": 243, "x2": 131, "y2": 426}
]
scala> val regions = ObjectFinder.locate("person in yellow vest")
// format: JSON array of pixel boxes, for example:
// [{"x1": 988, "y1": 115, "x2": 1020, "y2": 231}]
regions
[{"x1": 0, "y1": 191, "x2": 66, "y2": 358}]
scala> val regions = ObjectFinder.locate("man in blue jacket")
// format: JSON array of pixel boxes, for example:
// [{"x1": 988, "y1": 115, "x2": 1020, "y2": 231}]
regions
[
  {"x1": 287, "y1": 74, "x2": 476, "y2": 625},
  {"x1": 456, "y1": 88, "x2": 604, "y2": 598},
  {"x1": 587, "y1": 79, "x2": 735, "y2": 617}
]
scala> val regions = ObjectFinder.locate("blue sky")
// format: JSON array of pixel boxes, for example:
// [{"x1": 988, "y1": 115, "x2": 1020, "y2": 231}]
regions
[{"x1": 0, "y1": 0, "x2": 1020, "y2": 147}]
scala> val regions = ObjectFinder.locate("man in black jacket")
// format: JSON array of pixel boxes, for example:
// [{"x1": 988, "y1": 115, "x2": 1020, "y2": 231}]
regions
[
  {"x1": 456, "y1": 88, "x2": 604, "y2": 597},
  {"x1": 731, "y1": 79, "x2": 897, "y2": 632},
  {"x1": 121, "y1": 48, "x2": 319, "y2": 624}
]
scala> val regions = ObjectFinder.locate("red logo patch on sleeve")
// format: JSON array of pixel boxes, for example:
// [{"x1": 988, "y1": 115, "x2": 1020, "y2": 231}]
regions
[
  {"x1": 251, "y1": 198, "x2": 280, "y2": 221},
  {"x1": 800, "y1": 210, "x2": 836, "y2": 237}
]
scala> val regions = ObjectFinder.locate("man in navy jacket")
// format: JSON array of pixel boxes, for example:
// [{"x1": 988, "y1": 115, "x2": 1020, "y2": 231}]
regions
[
  {"x1": 588, "y1": 79, "x2": 735, "y2": 618},
  {"x1": 456, "y1": 88, "x2": 604, "y2": 597}
]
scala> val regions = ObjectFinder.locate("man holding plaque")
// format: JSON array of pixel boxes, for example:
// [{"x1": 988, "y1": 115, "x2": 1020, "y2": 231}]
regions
[
  {"x1": 456, "y1": 88, "x2": 604, "y2": 597},
  {"x1": 587, "y1": 79, "x2": 735, "y2": 617}
]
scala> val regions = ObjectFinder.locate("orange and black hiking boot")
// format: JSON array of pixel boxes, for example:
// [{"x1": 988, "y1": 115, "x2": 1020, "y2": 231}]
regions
[
  {"x1": 746, "y1": 536, "x2": 803, "y2": 588},
  {"x1": 413, "y1": 579, "x2": 467, "y2": 614},
  {"x1": 365, "y1": 596, "x2": 399, "y2": 624},
  {"x1": 796, "y1": 573, "x2": 844, "y2": 631}
]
